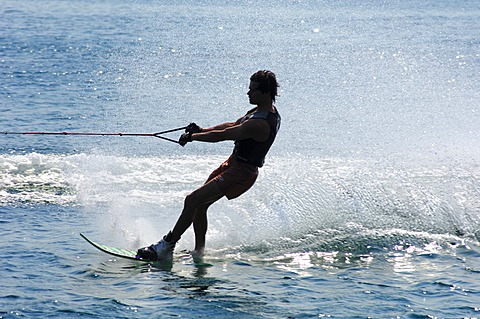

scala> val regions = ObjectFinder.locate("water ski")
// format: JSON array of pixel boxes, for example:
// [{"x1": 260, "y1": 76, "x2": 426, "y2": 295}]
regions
[
  {"x1": 80, "y1": 233, "x2": 153, "y2": 262},
  {"x1": 80, "y1": 233, "x2": 213, "y2": 267}
]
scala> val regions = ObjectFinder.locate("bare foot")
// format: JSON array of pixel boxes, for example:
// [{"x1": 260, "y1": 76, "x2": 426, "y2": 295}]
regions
[{"x1": 190, "y1": 249, "x2": 204, "y2": 263}]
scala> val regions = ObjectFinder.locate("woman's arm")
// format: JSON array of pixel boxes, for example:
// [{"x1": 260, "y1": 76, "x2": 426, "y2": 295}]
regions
[
  {"x1": 201, "y1": 121, "x2": 237, "y2": 132},
  {"x1": 192, "y1": 119, "x2": 269, "y2": 143}
]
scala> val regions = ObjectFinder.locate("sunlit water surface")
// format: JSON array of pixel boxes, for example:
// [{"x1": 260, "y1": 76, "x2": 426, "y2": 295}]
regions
[{"x1": 1, "y1": 0, "x2": 479, "y2": 318}]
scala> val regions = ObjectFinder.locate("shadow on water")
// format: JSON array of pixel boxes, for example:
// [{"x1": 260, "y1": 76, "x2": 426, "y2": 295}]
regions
[{"x1": 77, "y1": 256, "x2": 278, "y2": 318}]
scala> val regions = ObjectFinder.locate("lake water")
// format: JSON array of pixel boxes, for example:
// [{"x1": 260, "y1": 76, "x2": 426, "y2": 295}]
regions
[{"x1": 1, "y1": 0, "x2": 479, "y2": 318}]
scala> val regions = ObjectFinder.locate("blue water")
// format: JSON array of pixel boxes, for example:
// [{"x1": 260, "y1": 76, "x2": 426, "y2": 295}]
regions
[{"x1": 1, "y1": 0, "x2": 480, "y2": 318}]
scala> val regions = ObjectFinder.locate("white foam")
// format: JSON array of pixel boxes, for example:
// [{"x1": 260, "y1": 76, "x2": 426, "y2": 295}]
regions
[
  {"x1": 1, "y1": 152, "x2": 479, "y2": 249},
  {"x1": 0, "y1": 153, "x2": 75, "y2": 205}
]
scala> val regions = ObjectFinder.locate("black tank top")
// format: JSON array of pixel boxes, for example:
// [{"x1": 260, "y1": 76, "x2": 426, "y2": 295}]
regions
[{"x1": 233, "y1": 109, "x2": 281, "y2": 167}]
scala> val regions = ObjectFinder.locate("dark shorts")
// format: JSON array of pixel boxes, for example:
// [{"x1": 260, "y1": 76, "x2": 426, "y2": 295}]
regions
[{"x1": 206, "y1": 156, "x2": 258, "y2": 200}]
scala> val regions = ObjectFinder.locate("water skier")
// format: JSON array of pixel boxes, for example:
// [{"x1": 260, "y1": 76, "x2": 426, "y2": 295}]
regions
[{"x1": 136, "y1": 70, "x2": 281, "y2": 261}]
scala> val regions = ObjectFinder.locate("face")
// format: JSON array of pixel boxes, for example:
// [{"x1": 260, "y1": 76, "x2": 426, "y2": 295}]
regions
[{"x1": 247, "y1": 81, "x2": 269, "y2": 105}]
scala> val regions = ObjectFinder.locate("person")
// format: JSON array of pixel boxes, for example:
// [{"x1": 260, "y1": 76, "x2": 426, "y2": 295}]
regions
[{"x1": 136, "y1": 70, "x2": 281, "y2": 261}]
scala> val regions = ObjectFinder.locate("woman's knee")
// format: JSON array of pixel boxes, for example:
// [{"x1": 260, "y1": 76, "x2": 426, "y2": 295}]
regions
[
  {"x1": 184, "y1": 190, "x2": 205, "y2": 208},
  {"x1": 184, "y1": 183, "x2": 223, "y2": 208}
]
